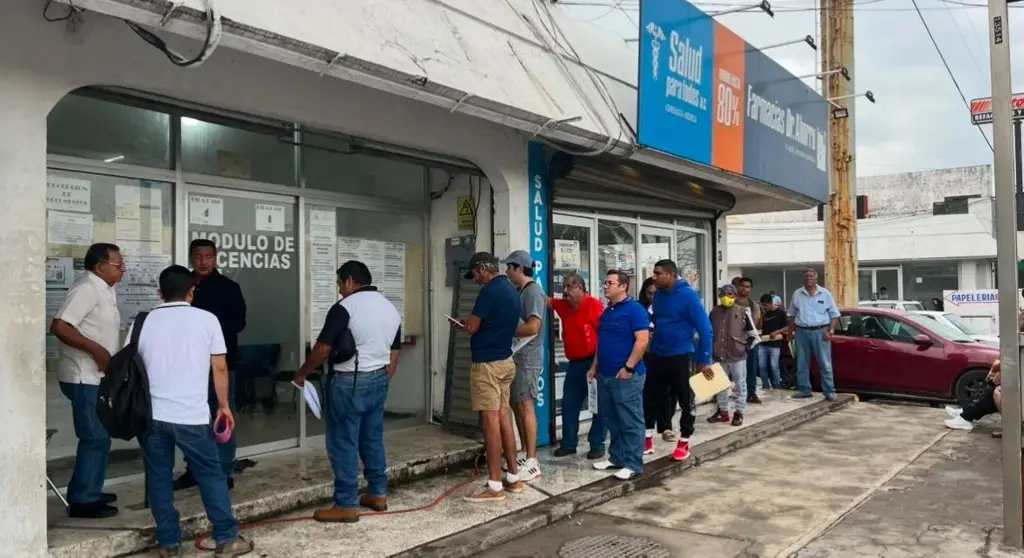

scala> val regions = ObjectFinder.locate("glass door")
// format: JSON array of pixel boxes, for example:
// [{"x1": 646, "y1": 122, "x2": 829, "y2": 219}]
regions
[
  {"x1": 552, "y1": 214, "x2": 596, "y2": 430},
  {"x1": 858, "y1": 269, "x2": 874, "y2": 302},
  {"x1": 185, "y1": 185, "x2": 301, "y2": 455},
  {"x1": 639, "y1": 226, "x2": 674, "y2": 283},
  {"x1": 861, "y1": 267, "x2": 902, "y2": 301}
]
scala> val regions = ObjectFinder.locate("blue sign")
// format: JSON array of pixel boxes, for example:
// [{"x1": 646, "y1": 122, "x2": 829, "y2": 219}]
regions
[
  {"x1": 637, "y1": 0, "x2": 715, "y2": 166},
  {"x1": 527, "y1": 141, "x2": 552, "y2": 447}
]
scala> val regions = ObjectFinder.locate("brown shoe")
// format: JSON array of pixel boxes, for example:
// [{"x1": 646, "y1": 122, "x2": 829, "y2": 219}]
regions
[
  {"x1": 463, "y1": 486, "x2": 505, "y2": 503},
  {"x1": 359, "y1": 494, "x2": 388, "y2": 512},
  {"x1": 312, "y1": 506, "x2": 360, "y2": 523},
  {"x1": 214, "y1": 535, "x2": 254, "y2": 557},
  {"x1": 502, "y1": 478, "x2": 524, "y2": 494},
  {"x1": 662, "y1": 430, "x2": 677, "y2": 442}
]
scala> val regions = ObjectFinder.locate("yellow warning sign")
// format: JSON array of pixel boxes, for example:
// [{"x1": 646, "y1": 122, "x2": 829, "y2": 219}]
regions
[{"x1": 457, "y1": 196, "x2": 475, "y2": 231}]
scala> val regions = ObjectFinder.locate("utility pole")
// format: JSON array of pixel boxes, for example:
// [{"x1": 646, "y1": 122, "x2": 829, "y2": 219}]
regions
[
  {"x1": 821, "y1": 0, "x2": 858, "y2": 306},
  {"x1": 986, "y1": 0, "x2": 1023, "y2": 547}
]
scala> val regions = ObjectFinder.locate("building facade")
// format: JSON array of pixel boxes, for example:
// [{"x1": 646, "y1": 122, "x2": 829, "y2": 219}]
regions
[{"x1": 2, "y1": 0, "x2": 831, "y2": 551}]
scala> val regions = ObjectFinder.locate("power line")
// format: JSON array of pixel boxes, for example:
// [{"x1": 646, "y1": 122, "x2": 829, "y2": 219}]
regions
[{"x1": 909, "y1": 0, "x2": 994, "y2": 152}]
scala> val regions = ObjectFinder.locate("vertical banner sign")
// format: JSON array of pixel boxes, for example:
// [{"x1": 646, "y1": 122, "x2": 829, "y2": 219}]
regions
[{"x1": 527, "y1": 141, "x2": 551, "y2": 448}]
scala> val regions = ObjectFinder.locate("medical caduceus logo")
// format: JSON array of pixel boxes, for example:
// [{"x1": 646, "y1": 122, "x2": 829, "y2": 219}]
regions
[{"x1": 645, "y1": 22, "x2": 667, "y2": 81}]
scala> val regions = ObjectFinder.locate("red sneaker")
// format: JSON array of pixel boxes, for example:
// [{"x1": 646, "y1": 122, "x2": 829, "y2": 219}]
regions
[
  {"x1": 707, "y1": 410, "x2": 730, "y2": 424},
  {"x1": 672, "y1": 440, "x2": 691, "y2": 461},
  {"x1": 644, "y1": 436, "x2": 655, "y2": 455}
]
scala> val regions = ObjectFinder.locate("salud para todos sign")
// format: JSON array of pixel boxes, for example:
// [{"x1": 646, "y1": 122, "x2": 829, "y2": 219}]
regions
[{"x1": 637, "y1": 0, "x2": 829, "y2": 202}]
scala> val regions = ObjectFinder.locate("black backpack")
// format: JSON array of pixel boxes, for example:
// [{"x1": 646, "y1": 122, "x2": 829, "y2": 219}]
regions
[{"x1": 96, "y1": 311, "x2": 152, "y2": 441}]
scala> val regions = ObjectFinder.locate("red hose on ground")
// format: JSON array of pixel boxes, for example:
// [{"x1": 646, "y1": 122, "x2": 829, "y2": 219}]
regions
[{"x1": 192, "y1": 455, "x2": 483, "y2": 551}]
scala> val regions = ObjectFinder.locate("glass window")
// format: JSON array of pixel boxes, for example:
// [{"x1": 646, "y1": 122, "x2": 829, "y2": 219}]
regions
[
  {"x1": 833, "y1": 314, "x2": 858, "y2": 337},
  {"x1": 902, "y1": 261, "x2": 958, "y2": 308},
  {"x1": 865, "y1": 315, "x2": 922, "y2": 343},
  {"x1": 181, "y1": 117, "x2": 296, "y2": 185},
  {"x1": 188, "y1": 191, "x2": 300, "y2": 450},
  {"x1": 675, "y1": 229, "x2": 706, "y2": 297},
  {"x1": 905, "y1": 313, "x2": 974, "y2": 342},
  {"x1": 47, "y1": 93, "x2": 172, "y2": 168},
  {"x1": 742, "y1": 267, "x2": 785, "y2": 304},
  {"x1": 597, "y1": 220, "x2": 637, "y2": 301},
  {"x1": 302, "y1": 134, "x2": 427, "y2": 203},
  {"x1": 943, "y1": 312, "x2": 982, "y2": 336},
  {"x1": 45, "y1": 169, "x2": 175, "y2": 484},
  {"x1": 785, "y1": 267, "x2": 826, "y2": 304},
  {"x1": 640, "y1": 229, "x2": 673, "y2": 280},
  {"x1": 305, "y1": 206, "x2": 426, "y2": 436}
]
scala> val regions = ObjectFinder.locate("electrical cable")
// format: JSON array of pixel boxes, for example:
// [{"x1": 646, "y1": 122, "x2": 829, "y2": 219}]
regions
[
  {"x1": 43, "y1": 0, "x2": 83, "y2": 22},
  {"x1": 124, "y1": 0, "x2": 223, "y2": 68},
  {"x1": 909, "y1": 0, "x2": 994, "y2": 153},
  {"x1": 192, "y1": 455, "x2": 484, "y2": 551}
]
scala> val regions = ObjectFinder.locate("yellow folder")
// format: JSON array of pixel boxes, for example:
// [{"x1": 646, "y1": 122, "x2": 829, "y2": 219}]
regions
[{"x1": 689, "y1": 362, "x2": 733, "y2": 402}]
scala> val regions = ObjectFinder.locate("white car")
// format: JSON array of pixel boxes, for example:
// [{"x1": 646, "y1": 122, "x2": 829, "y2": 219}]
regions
[
  {"x1": 909, "y1": 310, "x2": 999, "y2": 344},
  {"x1": 858, "y1": 300, "x2": 927, "y2": 312}
]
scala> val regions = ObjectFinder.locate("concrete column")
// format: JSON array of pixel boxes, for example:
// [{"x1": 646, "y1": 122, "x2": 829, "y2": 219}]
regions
[
  {"x1": 0, "y1": 72, "x2": 63, "y2": 555},
  {"x1": 959, "y1": 260, "x2": 979, "y2": 290}
]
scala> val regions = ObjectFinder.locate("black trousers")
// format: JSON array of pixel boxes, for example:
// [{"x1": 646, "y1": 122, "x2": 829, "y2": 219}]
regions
[
  {"x1": 961, "y1": 383, "x2": 999, "y2": 422},
  {"x1": 644, "y1": 353, "x2": 695, "y2": 438}
]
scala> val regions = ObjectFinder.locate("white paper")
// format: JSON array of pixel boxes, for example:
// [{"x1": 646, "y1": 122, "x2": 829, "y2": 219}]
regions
[
  {"x1": 554, "y1": 239, "x2": 580, "y2": 270},
  {"x1": 115, "y1": 285, "x2": 161, "y2": 332},
  {"x1": 189, "y1": 195, "x2": 224, "y2": 226},
  {"x1": 48, "y1": 211, "x2": 93, "y2": 246},
  {"x1": 337, "y1": 237, "x2": 406, "y2": 326},
  {"x1": 115, "y1": 184, "x2": 142, "y2": 220},
  {"x1": 293, "y1": 381, "x2": 322, "y2": 419},
  {"x1": 309, "y1": 209, "x2": 336, "y2": 239},
  {"x1": 121, "y1": 253, "x2": 172, "y2": 288},
  {"x1": 587, "y1": 380, "x2": 599, "y2": 415},
  {"x1": 116, "y1": 185, "x2": 163, "y2": 249},
  {"x1": 512, "y1": 334, "x2": 537, "y2": 355},
  {"x1": 47, "y1": 175, "x2": 91, "y2": 213},
  {"x1": 255, "y1": 203, "x2": 286, "y2": 232},
  {"x1": 46, "y1": 257, "x2": 74, "y2": 289},
  {"x1": 309, "y1": 208, "x2": 338, "y2": 341}
]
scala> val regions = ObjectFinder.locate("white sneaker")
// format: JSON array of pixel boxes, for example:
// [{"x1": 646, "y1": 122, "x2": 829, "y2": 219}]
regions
[
  {"x1": 593, "y1": 460, "x2": 616, "y2": 471},
  {"x1": 519, "y1": 458, "x2": 542, "y2": 482},
  {"x1": 944, "y1": 406, "x2": 962, "y2": 419},
  {"x1": 944, "y1": 416, "x2": 974, "y2": 431},
  {"x1": 502, "y1": 453, "x2": 527, "y2": 472},
  {"x1": 614, "y1": 468, "x2": 637, "y2": 480}
]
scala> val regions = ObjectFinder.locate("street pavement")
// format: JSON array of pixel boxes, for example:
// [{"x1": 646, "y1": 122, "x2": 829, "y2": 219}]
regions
[{"x1": 480, "y1": 401, "x2": 1024, "y2": 558}]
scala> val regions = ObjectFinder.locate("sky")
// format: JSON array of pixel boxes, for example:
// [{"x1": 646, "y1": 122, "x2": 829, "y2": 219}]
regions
[{"x1": 556, "y1": 0, "x2": 1022, "y2": 177}]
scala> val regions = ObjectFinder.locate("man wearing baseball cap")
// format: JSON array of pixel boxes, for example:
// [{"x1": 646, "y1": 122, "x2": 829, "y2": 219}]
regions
[
  {"x1": 501, "y1": 250, "x2": 545, "y2": 483},
  {"x1": 454, "y1": 252, "x2": 524, "y2": 502}
]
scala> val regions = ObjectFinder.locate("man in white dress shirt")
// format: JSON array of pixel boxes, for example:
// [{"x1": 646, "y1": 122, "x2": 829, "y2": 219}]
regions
[{"x1": 49, "y1": 243, "x2": 124, "y2": 518}]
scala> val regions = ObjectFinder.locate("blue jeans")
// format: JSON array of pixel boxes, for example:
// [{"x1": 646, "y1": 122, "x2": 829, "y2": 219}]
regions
[
  {"x1": 598, "y1": 373, "x2": 646, "y2": 474},
  {"x1": 559, "y1": 358, "x2": 606, "y2": 453},
  {"x1": 140, "y1": 420, "x2": 239, "y2": 548},
  {"x1": 796, "y1": 327, "x2": 836, "y2": 396},
  {"x1": 59, "y1": 382, "x2": 111, "y2": 504},
  {"x1": 758, "y1": 345, "x2": 782, "y2": 388},
  {"x1": 745, "y1": 346, "x2": 759, "y2": 395},
  {"x1": 185, "y1": 370, "x2": 236, "y2": 478},
  {"x1": 326, "y1": 368, "x2": 389, "y2": 508}
]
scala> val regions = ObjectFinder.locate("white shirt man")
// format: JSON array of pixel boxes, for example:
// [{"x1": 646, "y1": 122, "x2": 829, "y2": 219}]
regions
[{"x1": 56, "y1": 269, "x2": 120, "y2": 386}]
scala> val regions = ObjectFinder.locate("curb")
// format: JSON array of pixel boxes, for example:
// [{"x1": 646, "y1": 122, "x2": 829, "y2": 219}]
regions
[
  {"x1": 394, "y1": 394, "x2": 856, "y2": 558},
  {"x1": 50, "y1": 445, "x2": 483, "y2": 558}
]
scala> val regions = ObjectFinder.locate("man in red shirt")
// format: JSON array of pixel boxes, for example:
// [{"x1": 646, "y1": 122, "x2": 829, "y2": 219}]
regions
[{"x1": 550, "y1": 273, "x2": 607, "y2": 460}]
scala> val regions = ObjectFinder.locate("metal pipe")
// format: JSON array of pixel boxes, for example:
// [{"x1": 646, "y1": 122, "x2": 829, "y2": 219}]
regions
[{"x1": 987, "y1": 0, "x2": 1023, "y2": 545}]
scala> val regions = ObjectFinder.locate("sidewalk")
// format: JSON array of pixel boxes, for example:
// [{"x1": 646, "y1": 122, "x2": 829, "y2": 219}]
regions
[{"x1": 163, "y1": 391, "x2": 849, "y2": 557}]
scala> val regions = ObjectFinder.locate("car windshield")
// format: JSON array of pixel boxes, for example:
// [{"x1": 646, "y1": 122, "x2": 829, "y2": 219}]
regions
[
  {"x1": 903, "y1": 302, "x2": 925, "y2": 312},
  {"x1": 942, "y1": 313, "x2": 982, "y2": 336},
  {"x1": 904, "y1": 313, "x2": 975, "y2": 342}
]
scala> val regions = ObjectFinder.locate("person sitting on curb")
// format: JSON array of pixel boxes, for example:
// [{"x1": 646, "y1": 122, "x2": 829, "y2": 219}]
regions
[{"x1": 945, "y1": 359, "x2": 1001, "y2": 433}]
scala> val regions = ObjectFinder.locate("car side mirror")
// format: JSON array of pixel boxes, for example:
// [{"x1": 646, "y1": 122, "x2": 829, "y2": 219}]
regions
[{"x1": 913, "y1": 334, "x2": 933, "y2": 347}]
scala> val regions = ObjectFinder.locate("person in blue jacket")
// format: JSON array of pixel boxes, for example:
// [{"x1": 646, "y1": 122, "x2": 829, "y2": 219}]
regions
[{"x1": 648, "y1": 259, "x2": 714, "y2": 462}]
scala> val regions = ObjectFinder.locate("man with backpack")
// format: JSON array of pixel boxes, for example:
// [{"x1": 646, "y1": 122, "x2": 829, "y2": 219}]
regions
[
  {"x1": 292, "y1": 260, "x2": 402, "y2": 523},
  {"x1": 49, "y1": 242, "x2": 124, "y2": 519},
  {"x1": 129, "y1": 265, "x2": 253, "y2": 557}
]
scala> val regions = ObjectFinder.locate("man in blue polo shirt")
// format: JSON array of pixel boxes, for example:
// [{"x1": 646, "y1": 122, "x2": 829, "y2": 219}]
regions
[
  {"x1": 587, "y1": 270, "x2": 650, "y2": 481},
  {"x1": 787, "y1": 268, "x2": 841, "y2": 401}
]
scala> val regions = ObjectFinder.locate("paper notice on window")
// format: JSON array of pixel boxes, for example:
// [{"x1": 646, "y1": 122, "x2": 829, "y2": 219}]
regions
[
  {"x1": 115, "y1": 285, "x2": 162, "y2": 332},
  {"x1": 48, "y1": 211, "x2": 93, "y2": 246},
  {"x1": 309, "y1": 208, "x2": 338, "y2": 341},
  {"x1": 120, "y1": 253, "x2": 171, "y2": 288},
  {"x1": 116, "y1": 185, "x2": 163, "y2": 250},
  {"x1": 309, "y1": 209, "x2": 336, "y2": 240},
  {"x1": 47, "y1": 175, "x2": 91, "y2": 213},
  {"x1": 337, "y1": 237, "x2": 406, "y2": 326},
  {"x1": 189, "y1": 195, "x2": 224, "y2": 227},
  {"x1": 255, "y1": 203, "x2": 286, "y2": 232},
  {"x1": 46, "y1": 289, "x2": 66, "y2": 326},
  {"x1": 554, "y1": 239, "x2": 580, "y2": 270},
  {"x1": 46, "y1": 257, "x2": 74, "y2": 289}
]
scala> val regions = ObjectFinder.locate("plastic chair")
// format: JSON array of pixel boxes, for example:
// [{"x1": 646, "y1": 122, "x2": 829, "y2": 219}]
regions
[
  {"x1": 45, "y1": 429, "x2": 70, "y2": 511},
  {"x1": 236, "y1": 344, "x2": 282, "y2": 412}
]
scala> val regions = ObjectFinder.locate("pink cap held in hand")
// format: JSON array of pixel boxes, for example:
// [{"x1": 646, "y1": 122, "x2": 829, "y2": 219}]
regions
[{"x1": 213, "y1": 413, "x2": 233, "y2": 444}]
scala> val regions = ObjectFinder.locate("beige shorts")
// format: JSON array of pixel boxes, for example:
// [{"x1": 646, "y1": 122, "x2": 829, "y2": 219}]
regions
[{"x1": 470, "y1": 358, "x2": 516, "y2": 412}]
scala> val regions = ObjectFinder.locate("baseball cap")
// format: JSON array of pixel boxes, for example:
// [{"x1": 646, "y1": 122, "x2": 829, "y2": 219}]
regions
[
  {"x1": 718, "y1": 284, "x2": 737, "y2": 296},
  {"x1": 501, "y1": 250, "x2": 534, "y2": 269},
  {"x1": 464, "y1": 251, "x2": 498, "y2": 279}
]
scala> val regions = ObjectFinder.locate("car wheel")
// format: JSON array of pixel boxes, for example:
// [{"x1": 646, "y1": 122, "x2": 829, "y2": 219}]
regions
[
  {"x1": 780, "y1": 357, "x2": 797, "y2": 390},
  {"x1": 955, "y1": 368, "x2": 989, "y2": 407}
]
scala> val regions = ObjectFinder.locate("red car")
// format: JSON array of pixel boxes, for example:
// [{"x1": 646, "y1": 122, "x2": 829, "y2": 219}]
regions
[{"x1": 778, "y1": 307, "x2": 998, "y2": 406}]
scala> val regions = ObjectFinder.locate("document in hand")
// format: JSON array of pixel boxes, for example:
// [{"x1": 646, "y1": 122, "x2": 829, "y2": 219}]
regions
[
  {"x1": 587, "y1": 379, "x2": 599, "y2": 415},
  {"x1": 291, "y1": 381, "x2": 322, "y2": 419},
  {"x1": 688, "y1": 362, "x2": 732, "y2": 403},
  {"x1": 511, "y1": 335, "x2": 537, "y2": 355}
]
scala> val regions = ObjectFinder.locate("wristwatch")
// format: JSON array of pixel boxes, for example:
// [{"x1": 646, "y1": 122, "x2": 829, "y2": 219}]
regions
[{"x1": 624, "y1": 364, "x2": 635, "y2": 373}]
